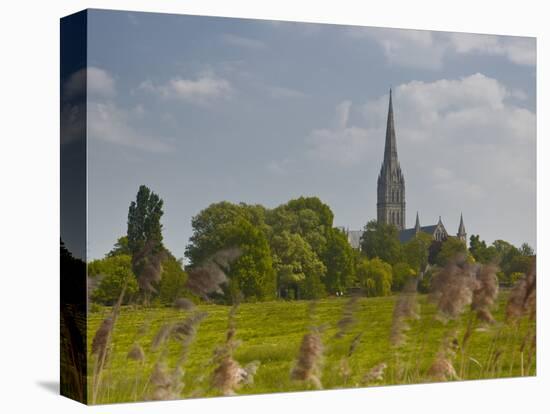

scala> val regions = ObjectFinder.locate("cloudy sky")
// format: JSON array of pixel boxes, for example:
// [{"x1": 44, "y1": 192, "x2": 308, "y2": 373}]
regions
[{"x1": 84, "y1": 9, "x2": 536, "y2": 260}]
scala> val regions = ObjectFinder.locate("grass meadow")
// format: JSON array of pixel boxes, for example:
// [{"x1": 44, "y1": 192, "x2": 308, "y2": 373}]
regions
[{"x1": 87, "y1": 292, "x2": 535, "y2": 404}]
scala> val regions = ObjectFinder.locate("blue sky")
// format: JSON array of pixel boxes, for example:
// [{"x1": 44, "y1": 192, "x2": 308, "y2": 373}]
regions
[{"x1": 82, "y1": 9, "x2": 536, "y2": 260}]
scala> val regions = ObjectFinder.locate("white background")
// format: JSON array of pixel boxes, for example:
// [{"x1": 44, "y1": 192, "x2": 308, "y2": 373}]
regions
[{"x1": 0, "y1": 0, "x2": 547, "y2": 412}]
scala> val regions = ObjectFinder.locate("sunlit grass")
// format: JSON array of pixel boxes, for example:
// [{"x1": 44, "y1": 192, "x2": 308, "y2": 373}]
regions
[{"x1": 87, "y1": 293, "x2": 534, "y2": 404}]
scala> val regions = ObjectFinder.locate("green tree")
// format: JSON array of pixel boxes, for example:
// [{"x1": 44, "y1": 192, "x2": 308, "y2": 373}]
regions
[
  {"x1": 157, "y1": 254, "x2": 189, "y2": 305},
  {"x1": 360, "y1": 220, "x2": 402, "y2": 265},
  {"x1": 106, "y1": 236, "x2": 130, "y2": 257},
  {"x1": 266, "y1": 196, "x2": 333, "y2": 259},
  {"x1": 185, "y1": 201, "x2": 261, "y2": 266},
  {"x1": 519, "y1": 243, "x2": 534, "y2": 256},
  {"x1": 322, "y1": 228, "x2": 356, "y2": 293},
  {"x1": 356, "y1": 257, "x2": 392, "y2": 297},
  {"x1": 226, "y1": 218, "x2": 277, "y2": 301},
  {"x1": 89, "y1": 255, "x2": 138, "y2": 305},
  {"x1": 492, "y1": 239, "x2": 520, "y2": 277},
  {"x1": 403, "y1": 232, "x2": 432, "y2": 272},
  {"x1": 436, "y1": 237, "x2": 469, "y2": 266},
  {"x1": 185, "y1": 202, "x2": 276, "y2": 302},
  {"x1": 508, "y1": 255, "x2": 534, "y2": 275},
  {"x1": 271, "y1": 231, "x2": 326, "y2": 299},
  {"x1": 392, "y1": 262, "x2": 416, "y2": 291},
  {"x1": 469, "y1": 235, "x2": 498, "y2": 263}
]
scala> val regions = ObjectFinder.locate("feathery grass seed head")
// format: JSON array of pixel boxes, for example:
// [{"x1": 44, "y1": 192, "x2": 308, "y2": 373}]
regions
[
  {"x1": 127, "y1": 343, "x2": 145, "y2": 361},
  {"x1": 91, "y1": 317, "x2": 113, "y2": 361}
]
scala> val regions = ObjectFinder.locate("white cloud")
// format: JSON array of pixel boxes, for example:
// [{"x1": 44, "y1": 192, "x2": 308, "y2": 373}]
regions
[
  {"x1": 221, "y1": 33, "x2": 266, "y2": 50},
  {"x1": 307, "y1": 126, "x2": 375, "y2": 166},
  {"x1": 352, "y1": 28, "x2": 536, "y2": 69},
  {"x1": 306, "y1": 100, "x2": 378, "y2": 166},
  {"x1": 139, "y1": 72, "x2": 232, "y2": 105},
  {"x1": 87, "y1": 67, "x2": 116, "y2": 97},
  {"x1": 348, "y1": 28, "x2": 447, "y2": 70},
  {"x1": 88, "y1": 101, "x2": 172, "y2": 153},
  {"x1": 62, "y1": 67, "x2": 117, "y2": 145},
  {"x1": 66, "y1": 68, "x2": 173, "y2": 153},
  {"x1": 63, "y1": 66, "x2": 116, "y2": 100},
  {"x1": 449, "y1": 33, "x2": 536, "y2": 66}
]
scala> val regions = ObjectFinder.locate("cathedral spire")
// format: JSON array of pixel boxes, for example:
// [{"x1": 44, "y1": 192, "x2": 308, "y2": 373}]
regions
[
  {"x1": 415, "y1": 211, "x2": 421, "y2": 233},
  {"x1": 457, "y1": 213, "x2": 467, "y2": 242},
  {"x1": 383, "y1": 88, "x2": 398, "y2": 166},
  {"x1": 377, "y1": 89, "x2": 406, "y2": 231}
]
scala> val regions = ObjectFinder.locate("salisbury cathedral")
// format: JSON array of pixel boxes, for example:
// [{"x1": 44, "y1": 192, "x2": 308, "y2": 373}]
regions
[{"x1": 344, "y1": 90, "x2": 467, "y2": 249}]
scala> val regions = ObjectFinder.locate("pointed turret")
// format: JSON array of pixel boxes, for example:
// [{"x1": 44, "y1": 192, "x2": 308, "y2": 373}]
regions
[
  {"x1": 415, "y1": 211, "x2": 421, "y2": 233},
  {"x1": 457, "y1": 213, "x2": 467, "y2": 242}
]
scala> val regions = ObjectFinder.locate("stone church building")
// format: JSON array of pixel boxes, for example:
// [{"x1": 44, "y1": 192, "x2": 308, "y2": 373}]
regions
[{"x1": 344, "y1": 90, "x2": 467, "y2": 249}]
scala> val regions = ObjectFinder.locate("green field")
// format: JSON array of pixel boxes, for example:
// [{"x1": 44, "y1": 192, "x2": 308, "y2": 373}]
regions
[{"x1": 87, "y1": 293, "x2": 535, "y2": 404}]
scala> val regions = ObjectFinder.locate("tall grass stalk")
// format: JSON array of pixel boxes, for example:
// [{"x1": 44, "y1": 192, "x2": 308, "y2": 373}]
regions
[{"x1": 90, "y1": 281, "x2": 128, "y2": 404}]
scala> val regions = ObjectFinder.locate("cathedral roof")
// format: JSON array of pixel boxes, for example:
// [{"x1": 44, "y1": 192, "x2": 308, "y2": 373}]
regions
[
  {"x1": 344, "y1": 219, "x2": 451, "y2": 249},
  {"x1": 399, "y1": 225, "x2": 438, "y2": 243}
]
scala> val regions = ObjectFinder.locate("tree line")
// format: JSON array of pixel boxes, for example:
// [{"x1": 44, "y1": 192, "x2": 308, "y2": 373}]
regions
[{"x1": 88, "y1": 185, "x2": 535, "y2": 305}]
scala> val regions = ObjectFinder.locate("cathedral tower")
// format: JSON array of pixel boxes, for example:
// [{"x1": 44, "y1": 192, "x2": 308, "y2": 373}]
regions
[{"x1": 377, "y1": 89, "x2": 406, "y2": 230}]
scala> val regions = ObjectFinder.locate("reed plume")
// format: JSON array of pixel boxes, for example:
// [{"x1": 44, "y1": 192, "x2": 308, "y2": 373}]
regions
[
  {"x1": 132, "y1": 239, "x2": 166, "y2": 301},
  {"x1": 90, "y1": 280, "x2": 128, "y2": 404},
  {"x1": 291, "y1": 301, "x2": 324, "y2": 389},
  {"x1": 211, "y1": 301, "x2": 260, "y2": 396},
  {"x1": 471, "y1": 263, "x2": 499, "y2": 324},
  {"x1": 172, "y1": 312, "x2": 207, "y2": 342},
  {"x1": 174, "y1": 297, "x2": 195, "y2": 311},
  {"x1": 91, "y1": 317, "x2": 114, "y2": 362},
  {"x1": 335, "y1": 295, "x2": 359, "y2": 339},
  {"x1": 187, "y1": 248, "x2": 242, "y2": 298},
  {"x1": 427, "y1": 330, "x2": 459, "y2": 381},
  {"x1": 506, "y1": 262, "x2": 536, "y2": 322},
  {"x1": 390, "y1": 278, "x2": 419, "y2": 347},
  {"x1": 150, "y1": 361, "x2": 181, "y2": 401},
  {"x1": 127, "y1": 343, "x2": 145, "y2": 361},
  {"x1": 430, "y1": 255, "x2": 480, "y2": 320},
  {"x1": 151, "y1": 323, "x2": 173, "y2": 351},
  {"x1": 504, "y1": 261, "x2": 536, "y2": 376},
  {"x1": 362, "y1": 362, "x2": 387, "y2": 384},
  {"x1": 291, "y1": 329, "x2": 324, "y2": 389},
  {"x1": 148, "y1": 310, "x2": 208, "y2": 400}
]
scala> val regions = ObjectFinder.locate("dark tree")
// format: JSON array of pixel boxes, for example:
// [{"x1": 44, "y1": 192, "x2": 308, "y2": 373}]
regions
[
  {"x1": 127, "y1": 185, "x2": 165, "y2": 302},
  {"x1": 127, "y1": 185, "x2": 164, "y2": 254}
]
